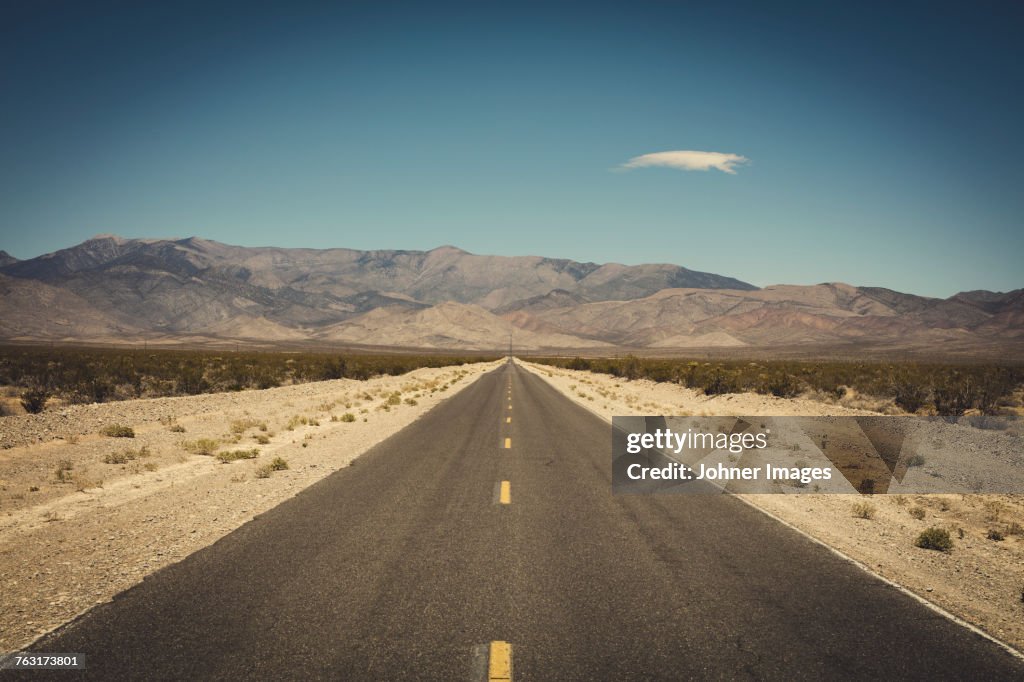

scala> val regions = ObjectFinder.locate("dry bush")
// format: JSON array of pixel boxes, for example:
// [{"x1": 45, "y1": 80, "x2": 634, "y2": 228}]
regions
[{"x1": 851, "y1": 502, "x2": 876, "y2": 519}]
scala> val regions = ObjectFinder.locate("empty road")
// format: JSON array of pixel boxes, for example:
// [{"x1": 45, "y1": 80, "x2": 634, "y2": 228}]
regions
[{"x1": 7, "y1": 361, "x2": 1024, "y2": 680}]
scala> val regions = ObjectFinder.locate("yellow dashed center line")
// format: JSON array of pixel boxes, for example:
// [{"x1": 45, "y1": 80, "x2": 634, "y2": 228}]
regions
[
  {"x1": 488, "y1": 641, "x2": 513, "y2": 681},
  {"x1": 504, "y1": 437, "x2": 511, "y2": 449},
  {"x1": 499, "y1": 481, "x2": 511, "y2": 505},
  {"x1": 506, "y1": 417, "x2": 511, "y2": 423}
]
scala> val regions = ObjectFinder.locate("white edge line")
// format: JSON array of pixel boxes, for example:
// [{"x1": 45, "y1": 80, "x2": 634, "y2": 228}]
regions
[{"x1": 516, "y1": 359, "x2": 1024, "y2": 662}]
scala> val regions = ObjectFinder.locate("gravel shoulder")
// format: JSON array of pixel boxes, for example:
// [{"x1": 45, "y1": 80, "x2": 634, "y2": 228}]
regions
[
  {"x1": 0, "y1": 360, "x2": 502, "y2": 652},
  {"x1": 519, "y1": 360, "x2": 1024, "y2": 654}
]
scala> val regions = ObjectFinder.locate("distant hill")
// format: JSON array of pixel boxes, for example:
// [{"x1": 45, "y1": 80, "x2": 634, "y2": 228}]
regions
[
  {"x1": 0, "y1": 235, "x2": 1020, "y2": 352},
  {"x1": 499, "y1": 284, "x2": 1024, "y2": 350}
]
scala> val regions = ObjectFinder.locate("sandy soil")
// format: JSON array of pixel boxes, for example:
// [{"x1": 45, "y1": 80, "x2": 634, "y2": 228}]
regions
[
  {"x1": 0, "y1": 360, "x2": 503, "y2": 652},
  {"x1": 519, "y1": 360, "x2": 1024, "y2": 654}
]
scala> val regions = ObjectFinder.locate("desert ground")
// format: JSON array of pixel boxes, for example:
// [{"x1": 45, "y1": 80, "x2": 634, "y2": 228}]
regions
[
  {"x1": 518, "y1": 361, "x2": 1024, "y2": 654},
  {"x1": 0, "y1": 360, "x2": 503, "y2": 652}
]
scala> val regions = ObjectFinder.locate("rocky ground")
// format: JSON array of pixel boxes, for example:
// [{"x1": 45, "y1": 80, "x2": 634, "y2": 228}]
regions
[
  {"x1": 519, "y1": 360, "x2": 1024, "y2": 654},
  {"x1": 0, "y1": 360, "x2": 502, "y2": 652}
]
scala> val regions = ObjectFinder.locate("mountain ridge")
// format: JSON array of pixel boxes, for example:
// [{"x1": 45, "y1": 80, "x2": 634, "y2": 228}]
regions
[{"x1": 0, "y1": 235, "x2": 1020, "y2": 352}]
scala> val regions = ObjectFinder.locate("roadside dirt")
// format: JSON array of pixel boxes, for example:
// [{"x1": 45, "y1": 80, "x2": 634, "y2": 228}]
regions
[
  {"x1": 0, "y1": 360, "x2": 502, "y2": 652},
  {"x1": 520, "y1": 360, "x2": 1024, "y2": 654}
]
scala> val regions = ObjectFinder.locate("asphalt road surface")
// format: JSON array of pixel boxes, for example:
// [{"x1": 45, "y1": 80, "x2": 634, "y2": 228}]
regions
[{"x1": 7, "y1": 361, "x2": 1024, "y2": 680}]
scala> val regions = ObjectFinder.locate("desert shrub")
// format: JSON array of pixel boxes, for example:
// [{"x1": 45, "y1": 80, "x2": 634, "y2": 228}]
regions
[
  {"x1": 915, "y1": 526, "x2": 953, "y2": 552},
  {"x1": 169, "y1": 423, "x2": 186, "y2": 433},
  {"x1": 340, "y1": 413, "x2": 356, "y2": 423},
  {"x1": 932, "y1": 374, "x2": 978, "y2": 417},
  {"x1": 230, "y1": 418, "x2": 264, "y2": 434},
  {"x1": 756, "y1": 372, "x2": 801, "y2": 398},
  {"x1": 702, "y1": 369, "x2": 739, "y2": 396},
  {"x1": 54, "y1": 459, "x2": 73, "y2": 482},
  {"x1": 976, "y1": 368, "x2": 1015, "y2": 415},
  {"x1": 253, "y1": 434, "x2": 270, "y2": 444},
  {"x1": 892, "y1": 372, "x2": 929, "y2": 413},
  {"x1": 987, "y1": 529, "x2": 1005, "y2": 542},
  {"x1": 182, "y1": 438, "x2": 219, "y2": 456},
  {"x1": 385, "y1": 392, "x2": 402, "y2": 406},
  {"x1": 605, "y1": 355, "x2": 642, "y2": 380},
  {"x1": 908, "y1": 506, "x2": 926, "y2": 520},
  {"x1": 851, "y1": 502, "x2": 876, "y2": 519},
  {"x1": 104, "y1": 451, "x2": 129, "y2": 464},
  {"x1": 905, "y1": 454, "x2": 926, "y2": 467},
  {"x1": 100, "y1": 424, "x2": 135, "y2": 438},
  {"x1": 567, "y1": 356, "x2": 591, "y2": 371},
  {"x1": 20, "y1": 387, "x2": 50, "y2": 414},
  {"x1": 255, "y1": 457, "x2": 289, "y2": 478},
  {"x1": 216, "y1": 448, "x2": 259, "y2": 463},
  {"x1": 983, "y1": 500, "x2": 1006, "y2": 522}
]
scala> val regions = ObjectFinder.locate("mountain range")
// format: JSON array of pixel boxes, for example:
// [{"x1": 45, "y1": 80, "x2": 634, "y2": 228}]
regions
[{"x1": 0, "y1": 235, "x2": 1021, "y2": 354}]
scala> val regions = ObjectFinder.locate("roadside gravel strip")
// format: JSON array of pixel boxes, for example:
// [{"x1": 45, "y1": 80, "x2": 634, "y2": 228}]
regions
[
  {"x1": 518, "y1": 360, "x2": 1024, "y2": 656},
  {"x1": 0, "y1": 360, "x2": 502, "y2": 653}
]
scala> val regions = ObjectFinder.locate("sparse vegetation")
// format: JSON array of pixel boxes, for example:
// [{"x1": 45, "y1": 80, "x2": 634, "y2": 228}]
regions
[
  {"x1": 915, "y1": 526, "x2": 954, "y2": 552},
  {"x1": 215, "y1": 448, "x2": 260, "y2": 463},
  {"x1": 0, "y1": 345, "x2": 491, "y2": 406},
  {"x1": 100, "y1": 424, "x2": 135, "y2": 438},
  {"x1": 892, "y1": 370, "x2": 929, "y2": 413},
  {"x1": 851, "y1": 502, "x2": 876, "y2": 519},
  {"x1": 103, "y1": 445, "x2": 150, "y2": 464},
  {"x1": 230, "y1": 418, "x2": 266, "y2": 434},
  {"x1": 182, "y1": 438, "x2": 220, "y2": 456},
  {"x1": 20, "y1": 387, "x2": 50, "y2": 414},
  {"x1": 286, "y1": 415, "x2": 308, "y2": 430},
  {"x1": 528, "y1": 356, "x2": 1023, "y2": 415},
  {"x1": 909, "y1": 506, "x2": 927, "y2": 520},
  {"x1": 54, "y1": 459, "x2": 74, "y2": 482},
  {"x1": 255, "y1": 457, "x2": 289, "y2": 479}
]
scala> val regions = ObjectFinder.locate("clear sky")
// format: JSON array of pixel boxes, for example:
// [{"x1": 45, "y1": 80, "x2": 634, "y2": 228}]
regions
[{"x1": 1, "y1": 0, "x2": 1021, "y2": 297}]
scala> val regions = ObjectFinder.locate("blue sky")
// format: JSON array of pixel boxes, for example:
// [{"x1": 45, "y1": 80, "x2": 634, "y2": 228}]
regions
[{"x1": 1, "y1": 1, "x2": 1021, "y2": 297}]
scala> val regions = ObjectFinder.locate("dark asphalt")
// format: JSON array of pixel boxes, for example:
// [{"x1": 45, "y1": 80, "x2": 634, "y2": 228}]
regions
[{"x1": 6, "y1": 361, "x2": 1024, "y2": 680}]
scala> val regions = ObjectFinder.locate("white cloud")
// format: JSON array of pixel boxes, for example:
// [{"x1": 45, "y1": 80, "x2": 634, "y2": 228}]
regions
[{"x1": 620, "y1": 150, "x2": 750, "y2": 175}]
